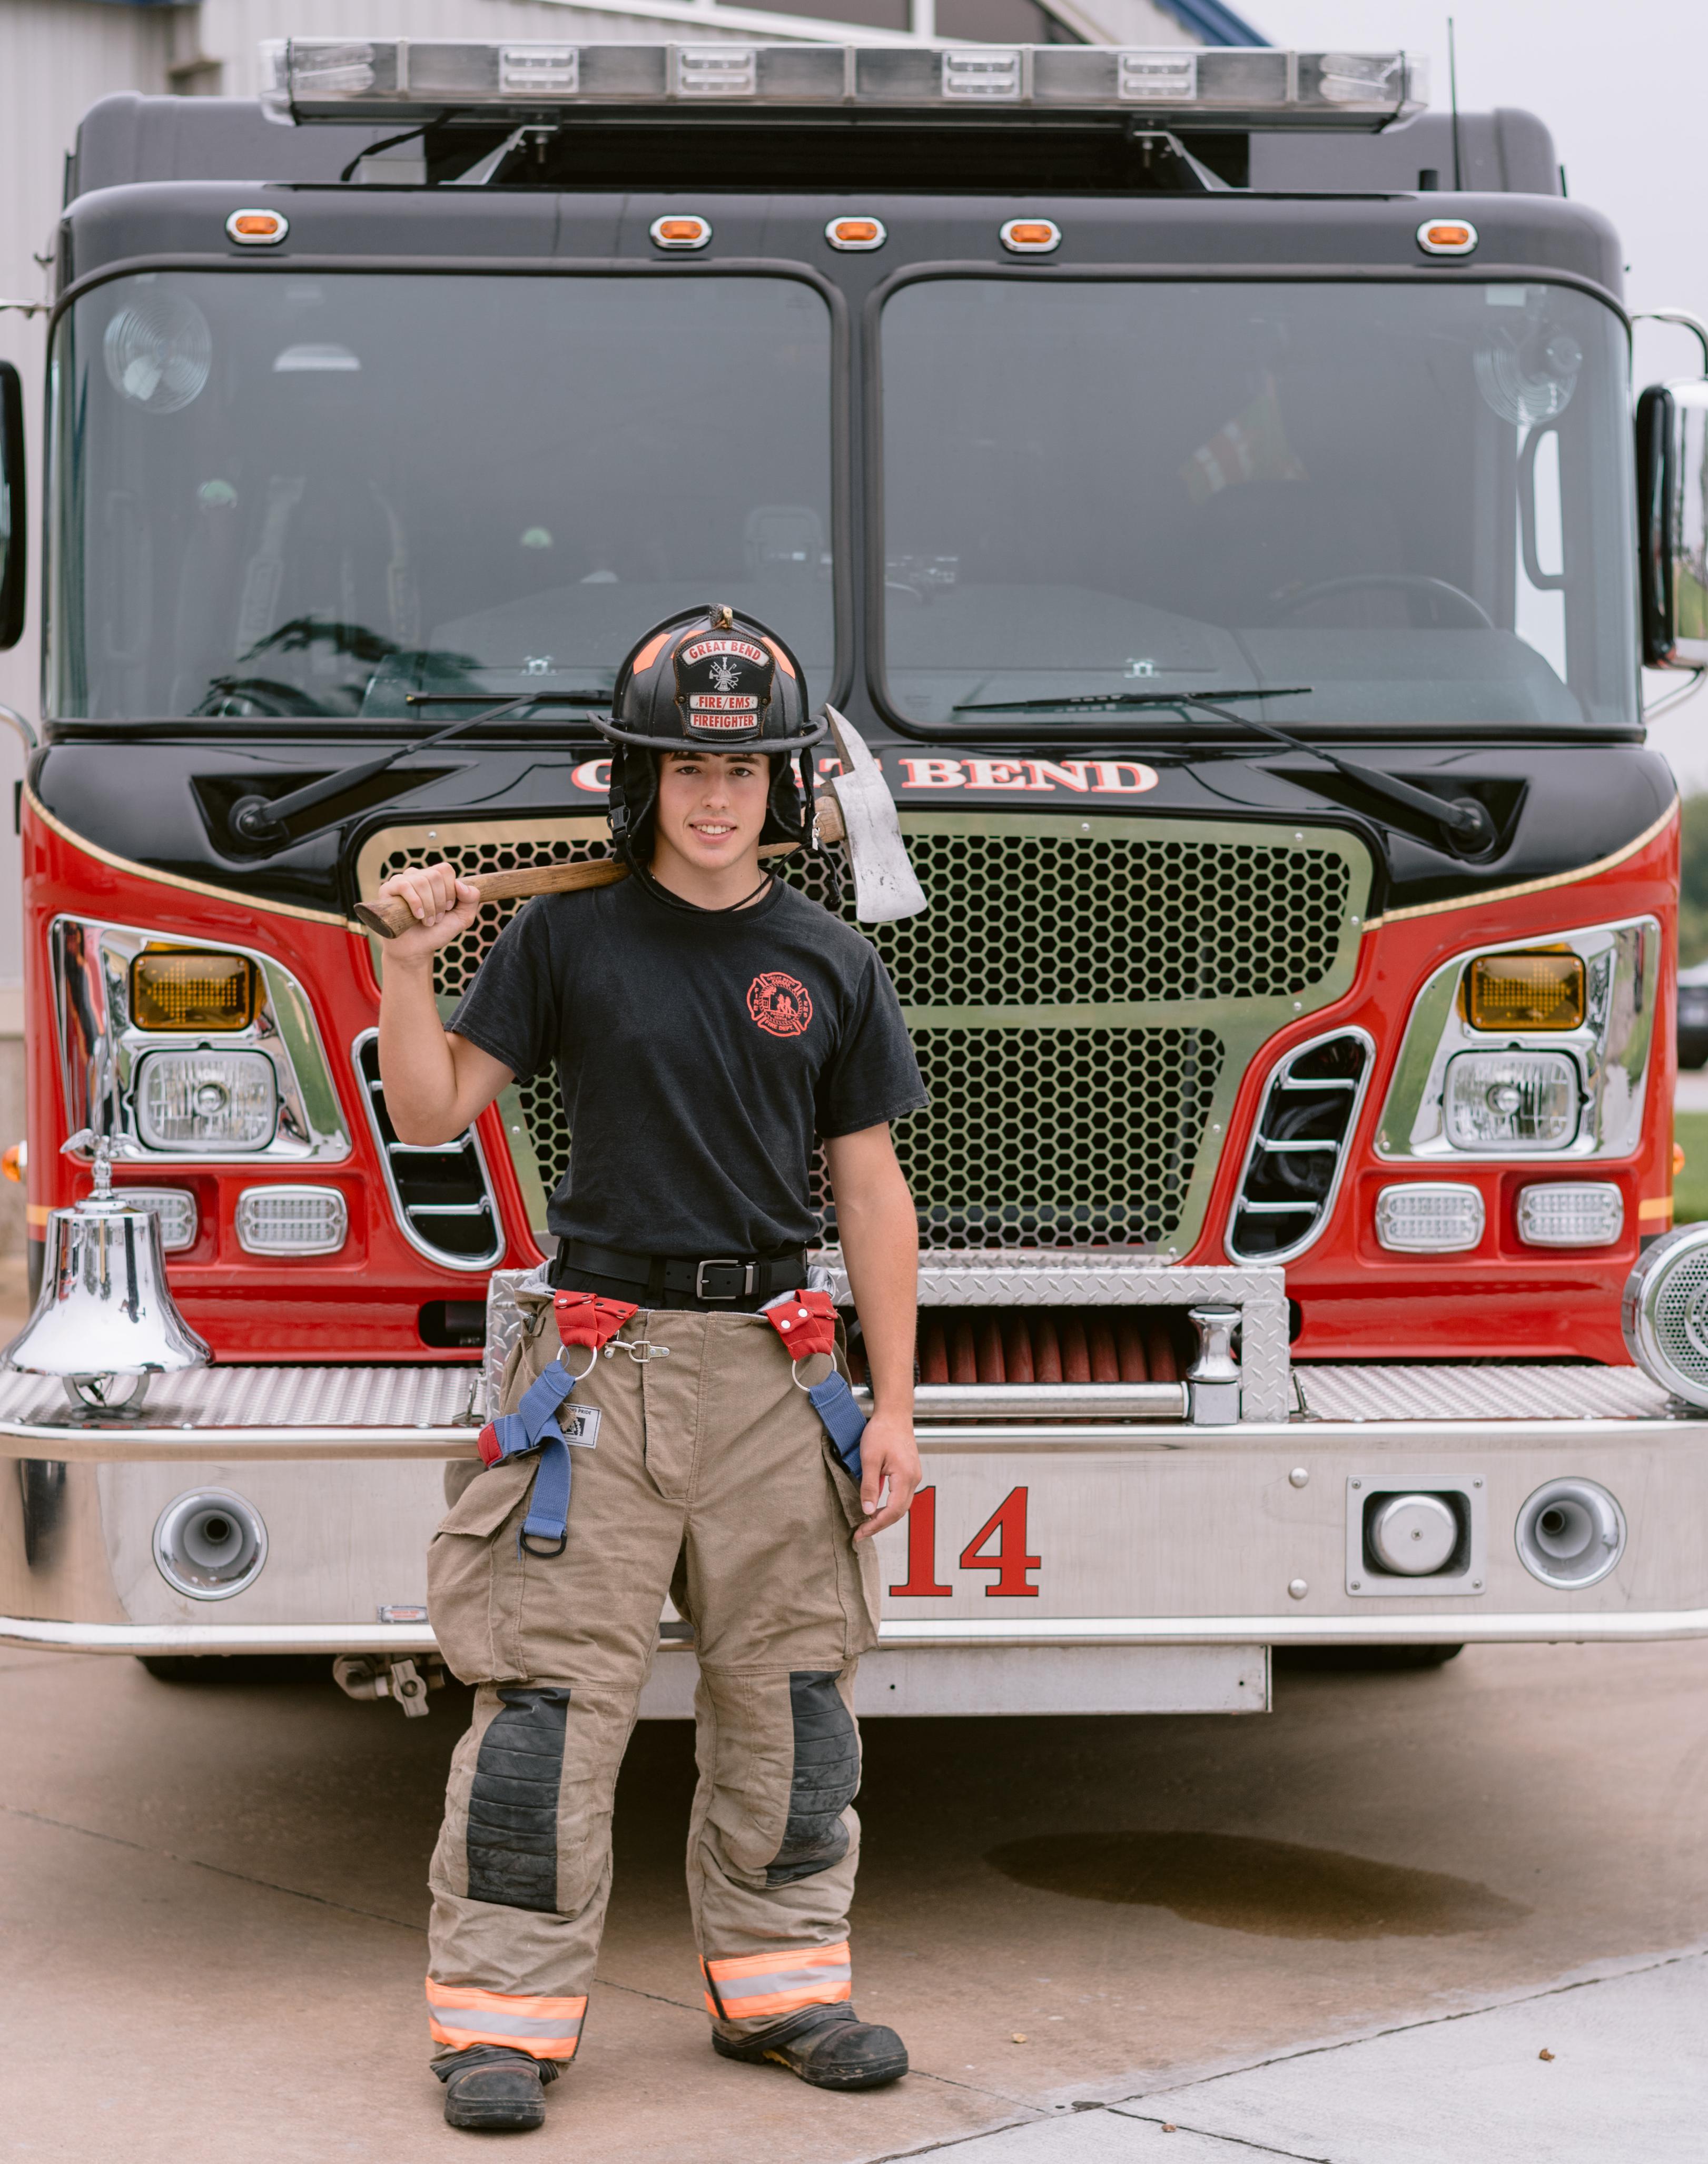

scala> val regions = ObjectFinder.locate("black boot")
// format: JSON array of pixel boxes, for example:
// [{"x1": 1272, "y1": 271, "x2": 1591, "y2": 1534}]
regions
[
  {"x1": 435, "y1": 2045, "x2": 559, "y2": 2131},
  {"x1": 712, "y1": 2003, "x2": 909, "y2": 2091}
]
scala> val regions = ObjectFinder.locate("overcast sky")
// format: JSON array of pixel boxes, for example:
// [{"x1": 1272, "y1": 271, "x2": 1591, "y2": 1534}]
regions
[{"x1": 1259, "y1": 0, "x2": 1708, "y2": 786}]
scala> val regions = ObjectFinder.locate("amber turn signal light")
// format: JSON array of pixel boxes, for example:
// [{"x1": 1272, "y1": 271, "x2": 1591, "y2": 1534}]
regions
[
  {"x1": 1417, "y1": 218, "x2": 1477, "y2": 256},
  {"x1": 1000, "y1": 219, "x2": 1062, "y2": 253},
  {"x1": 825, "y1": 216, "x2": 886, "y2": 251},
  {"x1": 1466, "y1": 951, "x2": 1585, "y2": 1032},
  {"x1": 226, "y1": 208, "x2": 289, "y2": 245},
  {"x1": 131, "y1": 950, "x2": 259, "y2": 1032},
  {"x1": 2, "y1": 1141, "x2": 22, "y2": 1185},
  {"x1": 650, "y1": 215, "x2": 712, "y2": 250}
]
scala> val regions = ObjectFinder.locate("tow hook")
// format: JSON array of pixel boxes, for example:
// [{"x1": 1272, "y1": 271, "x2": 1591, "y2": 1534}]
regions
[{"x1": 332, "y1": 1652, "x2": 447, "y2": 1717}]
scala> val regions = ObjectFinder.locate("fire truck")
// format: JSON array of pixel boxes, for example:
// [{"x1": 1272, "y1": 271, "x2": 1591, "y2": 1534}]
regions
[{"x1": 3, "y1": 36, "x2": 1707, "y2": 1718}]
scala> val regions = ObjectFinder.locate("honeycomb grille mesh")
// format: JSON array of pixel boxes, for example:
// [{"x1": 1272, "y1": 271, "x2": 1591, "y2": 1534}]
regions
[
  {"x1": 897, "y1": 1026, "x2": 1223, "y2": 1248},
  {"x1": 373, "y1": 819, "x2": 1345, "y2": 1250},
  {"x1": 865, "y1": 831, "x2": 1350, "y2": 1006}
]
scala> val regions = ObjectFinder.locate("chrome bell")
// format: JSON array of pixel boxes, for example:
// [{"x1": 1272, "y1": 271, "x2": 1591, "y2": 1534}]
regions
[{"x1": 3, "y1": 1131, "x2": 210, "y2": 1412}]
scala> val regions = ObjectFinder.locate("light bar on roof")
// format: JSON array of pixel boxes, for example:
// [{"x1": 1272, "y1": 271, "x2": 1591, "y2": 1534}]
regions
[{"x1": 258, "y1": 39, "x2": 1427, "y2": 131}]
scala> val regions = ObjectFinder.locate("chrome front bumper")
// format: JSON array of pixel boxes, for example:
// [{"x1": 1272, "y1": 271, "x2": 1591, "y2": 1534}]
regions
[{"x1": 3, "y1": 1361, "x2": 1705, "y2": 1656}]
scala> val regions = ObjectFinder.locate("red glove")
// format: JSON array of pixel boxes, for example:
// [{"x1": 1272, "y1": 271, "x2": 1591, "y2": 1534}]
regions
[{"x1": 766, "y1": 1288, "x2": 838, "y2": 1360}]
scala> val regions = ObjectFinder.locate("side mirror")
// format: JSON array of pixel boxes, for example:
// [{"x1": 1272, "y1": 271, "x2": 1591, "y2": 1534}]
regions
[
  {"x1": 1637, "y1": 378, "x2": 1708, "y2": 669},
  {"x1": 0, "y1": 362, "x2": 24, "y2": 651}
]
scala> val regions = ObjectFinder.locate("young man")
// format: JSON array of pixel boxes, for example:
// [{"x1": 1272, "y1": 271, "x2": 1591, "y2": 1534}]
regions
[{"x1": 375, "y1": 605, "x2": 926, "y2": 2134}]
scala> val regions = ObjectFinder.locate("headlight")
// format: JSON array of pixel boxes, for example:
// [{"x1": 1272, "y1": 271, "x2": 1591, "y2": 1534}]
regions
[
  {"x1": 1375, "y1": 917, "x2": 1656, "y2": 1163},
  {"x1": 135, "y1": 1050, "x2": 278, "y2": 1151},
  {"x1": 1443, "y1": 1051, "x2": 1578, "y2": 1151}
]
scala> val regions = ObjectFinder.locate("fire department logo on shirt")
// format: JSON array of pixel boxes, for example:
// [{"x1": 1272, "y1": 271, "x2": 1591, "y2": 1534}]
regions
[{"x1": 747, "y1": 972, "x2": 813, "y2": 1038}]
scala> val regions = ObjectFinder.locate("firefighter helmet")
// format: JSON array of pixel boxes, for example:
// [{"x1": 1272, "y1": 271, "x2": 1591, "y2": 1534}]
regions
[
  {"x1": 598, "y1": 602, "x2": 824, "y2": 755},
  {"x1": 598, "y1": 605, "x2": 826, "y2": 866}
]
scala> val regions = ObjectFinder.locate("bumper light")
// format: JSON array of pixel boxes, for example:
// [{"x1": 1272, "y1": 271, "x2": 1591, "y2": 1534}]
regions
[
  {"x1": 131, "y1": 948, "x2": 258, "y2": 1031},
  {"x1": 1517, "y1": 1182, "x2": 1624, "y2": 1248},
  {"x1": 135, "y1": 1050, "x2": 278, "y2": 1151},
  {"x1": 1444, "y1": 1050, "x2": 1578, "y2": 1150},
  {"x1": 117, "y1": 1187, "x2": 198, "y2": 1252},
  {"x1": 1375, "y1": 1182, "x2": 1485, "y2": 1252},
  {"x1": 1466, "y1": 951, "x2": 1585, "y2": 1031},
  {"x1": 235, "y1": 1185, "x2": 348, "y2": 1256}
]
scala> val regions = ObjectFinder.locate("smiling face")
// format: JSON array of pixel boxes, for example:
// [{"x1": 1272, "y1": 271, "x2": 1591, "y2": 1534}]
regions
[{"x1": 650, "y1": 749, "x2": 774, "y2": 881}]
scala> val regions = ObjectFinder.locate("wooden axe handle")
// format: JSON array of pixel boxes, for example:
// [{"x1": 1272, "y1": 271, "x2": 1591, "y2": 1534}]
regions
[{"x1": 355, "y1": 845, "x2": 798, "y2": 939}]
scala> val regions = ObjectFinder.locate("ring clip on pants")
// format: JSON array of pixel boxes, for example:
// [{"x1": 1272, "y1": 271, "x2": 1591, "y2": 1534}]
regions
[{"x1": 424, "y1": 1301, "x2": 881, "y2": 2067}]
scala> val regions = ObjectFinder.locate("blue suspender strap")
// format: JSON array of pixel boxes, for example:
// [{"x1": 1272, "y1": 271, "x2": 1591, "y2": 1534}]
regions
[
  {"x1": 519, "y1": 1436, "x2": 574, "y2": 1557},
  {"x1": 483, "y1": 1363, "x2": 585, "y2": 1559},
  {"x1": 807, "y1": 1370, "x2": 866, "y2": 1482},
  {"x1": 487, "y1": 1362, "x2": 577, "y2": 1462}
]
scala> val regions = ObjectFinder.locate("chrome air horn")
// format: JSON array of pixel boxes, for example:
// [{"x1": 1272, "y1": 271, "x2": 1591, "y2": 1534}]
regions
[{"x1": 3, "y1": 1130, "x2": 210, "y2": 1412}]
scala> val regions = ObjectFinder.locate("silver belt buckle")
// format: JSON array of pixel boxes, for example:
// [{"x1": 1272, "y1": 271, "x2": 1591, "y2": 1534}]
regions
[{"x1": 695, "y1": 1257, "x2": 756, "y2": 1301}]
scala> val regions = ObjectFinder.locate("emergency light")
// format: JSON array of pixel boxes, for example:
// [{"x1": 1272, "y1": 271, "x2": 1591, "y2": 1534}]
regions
[
  {"x1": 259, "y1": 39, "x2": 1427, "y2": 131},
  {"x1": 1465, "y1": 951, "x2": 1585, "y2": 1032}
]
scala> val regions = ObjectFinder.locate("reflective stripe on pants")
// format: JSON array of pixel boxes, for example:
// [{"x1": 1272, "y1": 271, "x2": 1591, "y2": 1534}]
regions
[
  {"x1": 702, "y1": 1940, "x2": 853, "y2": 2023},
  {"x1": 426, "y1": 1977, "x2": 587, "y2": 2060}
]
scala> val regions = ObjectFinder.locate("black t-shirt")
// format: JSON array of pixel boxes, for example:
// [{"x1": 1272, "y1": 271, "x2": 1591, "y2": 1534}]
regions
[{"x1": 448, "y1": 875, "x2": 927, "y2": 1253}]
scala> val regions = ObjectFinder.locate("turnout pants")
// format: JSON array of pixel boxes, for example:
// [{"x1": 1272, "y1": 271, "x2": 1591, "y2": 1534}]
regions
[{"x1": 424, "y1": 1292, "x2": 881, "y2": 2069}]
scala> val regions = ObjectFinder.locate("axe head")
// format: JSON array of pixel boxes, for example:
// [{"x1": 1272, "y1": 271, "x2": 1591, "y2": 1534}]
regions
[{"x1": 822, "y1": 707, "x2": 927, "y2": 924}]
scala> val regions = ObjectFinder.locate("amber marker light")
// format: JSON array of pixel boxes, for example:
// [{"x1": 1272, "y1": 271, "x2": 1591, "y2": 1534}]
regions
[
  {"x1": 1417, "y1": 218, "x2": 1477, "y2": 256},
  {"x1": 1000, "y1": 219, "x2": 1062, "y2": 254},
  {"x1": 826, "y1": 217, "x2": 886, "y2": 251},
  {"x1": 131, "y1": 950, "x2": 260, "y2": 1033},
  {"x1": 1465, "y1": 952, "x2": 1586, "y2": 1032},
  {"x1": 226, "y1": 208, "x2": 289, "y2": 245},
  {"x1": 650, "y1": 215, "x2": 712, "y2": 250}
]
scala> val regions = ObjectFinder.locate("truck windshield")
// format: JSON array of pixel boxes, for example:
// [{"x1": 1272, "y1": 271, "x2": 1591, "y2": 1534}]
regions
[
  {"x1": 50, "y1": 271, "x2": 834, "y2": 722},
  {"x1": 880, "y1": 278, "x2": 1636, "y2": 735}
]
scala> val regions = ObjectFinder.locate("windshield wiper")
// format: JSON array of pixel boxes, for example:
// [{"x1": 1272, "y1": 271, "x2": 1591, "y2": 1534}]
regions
[
  {"x1": 954, "y1": 686, "x2": 1495, "y2": 853},
  {"x1": 227, "y1": 690, "x2": 602, "y2": 850}
]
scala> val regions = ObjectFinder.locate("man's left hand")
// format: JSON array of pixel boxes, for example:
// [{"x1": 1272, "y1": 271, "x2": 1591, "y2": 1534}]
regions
[{"x1": 854, "y1": 1409, "x2": 921, "y2": 1543}]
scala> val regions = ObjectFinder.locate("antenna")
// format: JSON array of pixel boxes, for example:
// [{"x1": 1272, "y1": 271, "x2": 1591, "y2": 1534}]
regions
[{"x1": 1447, "y1": 16, "x2": 1464, "y2": 191}]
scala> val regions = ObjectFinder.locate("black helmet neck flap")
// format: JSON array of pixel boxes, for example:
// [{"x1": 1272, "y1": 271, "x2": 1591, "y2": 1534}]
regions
[{"x1": 598, "y1": 604, "x2": 829, "y2": 897}]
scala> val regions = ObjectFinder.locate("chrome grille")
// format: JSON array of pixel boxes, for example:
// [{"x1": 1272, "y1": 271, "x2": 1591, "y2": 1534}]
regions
[
  {"x1": 354, "y1": 1033, "x2": 503, "y2": 1270},
  {"x1": 363, "y1": 811, "x2": 1368, "y2": 1254},
  {"x1": 1226, "y1": 1031, "x2": 1373, "y2": 1263}
]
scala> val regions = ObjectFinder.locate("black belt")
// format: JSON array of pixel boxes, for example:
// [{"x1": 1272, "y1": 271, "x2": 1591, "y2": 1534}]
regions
[{"x1": 555, "y1": 1238, "x2": 807, "y2": 1308}]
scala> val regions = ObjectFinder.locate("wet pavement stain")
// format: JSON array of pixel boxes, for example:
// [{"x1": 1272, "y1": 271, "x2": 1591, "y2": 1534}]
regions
[{"x1": 984, "y1": 1830, "x2": 1529, "y2": 1940}]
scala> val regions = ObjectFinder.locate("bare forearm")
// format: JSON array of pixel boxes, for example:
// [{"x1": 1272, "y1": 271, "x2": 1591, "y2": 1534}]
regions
[
  {"x1": 836, "y1": 1175, "x2": 917, "y2": 1416},
  {"x1": 376, "y1": 955, "x2": 468, "y2": 1143},
  {"x1": 371, "y1": 863, "x2": 514, "y2": 1143}
]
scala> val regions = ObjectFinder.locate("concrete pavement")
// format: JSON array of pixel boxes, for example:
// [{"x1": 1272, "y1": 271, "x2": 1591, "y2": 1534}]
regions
[
  {"x1": 2, "y1": 1636, "x2": 1705, "y2": 2161},
  {"x1": 899, "y1": 1945, "x2": 1707, "y2": 2162}
]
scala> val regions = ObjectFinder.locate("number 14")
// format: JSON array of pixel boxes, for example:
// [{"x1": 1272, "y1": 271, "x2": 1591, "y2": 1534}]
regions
[{"x1": 887, "y1": 1486, "x2": 1041, "y2": 1598}]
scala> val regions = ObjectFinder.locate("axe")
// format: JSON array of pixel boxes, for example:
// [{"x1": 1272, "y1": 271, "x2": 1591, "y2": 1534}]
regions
[
  {"x1": 354, "y1": 710, "x2": 925, "y2": 937},
  {"x1": 816, "y1": 706, "x2": 928, "y2": 924}
]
